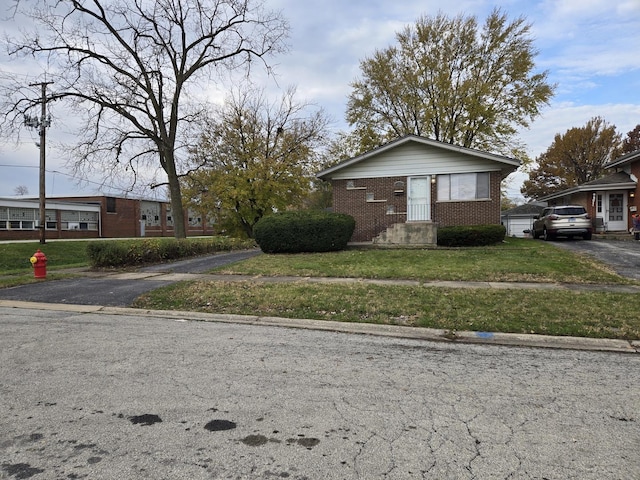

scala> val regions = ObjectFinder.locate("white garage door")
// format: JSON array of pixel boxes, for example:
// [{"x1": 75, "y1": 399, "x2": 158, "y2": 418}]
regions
[{"x1": 504, "y1": 217, "x2": 533, "y2": 238}]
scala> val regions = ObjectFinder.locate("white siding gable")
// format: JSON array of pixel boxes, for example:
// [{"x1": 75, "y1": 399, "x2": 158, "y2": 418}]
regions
[{"x1": 327, "y1": 142, "x2": 505, "y2": 180}]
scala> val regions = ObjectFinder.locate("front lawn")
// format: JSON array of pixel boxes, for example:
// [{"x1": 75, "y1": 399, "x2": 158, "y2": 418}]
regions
[
  {"x1": 133, "y1": 281, "x2": 640, "y2": 340},
  {"x1": 212, "y1": 238, "x2": 629, "y2": 285},
  {"x1": 133, "y1": 239, "x2": 640, "y2": 340}
]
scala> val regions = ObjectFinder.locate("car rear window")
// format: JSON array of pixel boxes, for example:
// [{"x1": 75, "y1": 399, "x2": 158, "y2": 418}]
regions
[{"x1": 554, "y1": 207, "x2": 586, "y2": 216}]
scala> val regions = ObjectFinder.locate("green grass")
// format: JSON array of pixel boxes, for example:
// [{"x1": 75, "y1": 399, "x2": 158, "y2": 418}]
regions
[
  {"x1": 0, "y1": 241, "x2": 93, "y2": 288},
  {"x1": 133, "y1": 238, "x2": 640, "y2": 340},
  {"x1": 0, "y1": 241, "x2": 91, "y2": 274},
  {"x1": 133, "y1": 281, "x2": 640, "y2": 340},
  {"x1": 4, "y1": 238, "x2": 639, "y2": 340},
  {"x1": 213, "y1": 238, "x2": 629, "y2": 285}
]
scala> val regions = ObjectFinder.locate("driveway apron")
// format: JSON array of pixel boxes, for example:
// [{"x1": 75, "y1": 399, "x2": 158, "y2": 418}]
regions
[{"x1": 551, "y1": 238, "x2": 640, "y2": 280}]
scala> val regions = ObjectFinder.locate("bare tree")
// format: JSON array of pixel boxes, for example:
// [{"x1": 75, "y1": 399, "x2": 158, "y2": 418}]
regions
[
  {"x1": 13, "y1": 185, "x2": 29, "y2": 196},
  {"x1": 2, "y1": 0, "x2": 289, "y2": 238}
]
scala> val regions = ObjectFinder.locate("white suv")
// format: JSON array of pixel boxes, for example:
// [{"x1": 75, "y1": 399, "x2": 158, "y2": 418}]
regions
[{"x1": 532, "y1": 206, "x2": 593, "y2": 241}]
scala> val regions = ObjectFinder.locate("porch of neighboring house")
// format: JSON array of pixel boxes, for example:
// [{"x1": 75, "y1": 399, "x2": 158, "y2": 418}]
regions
[{"x1": 590, "y1": 191, "x2": 629, "y2": 233}]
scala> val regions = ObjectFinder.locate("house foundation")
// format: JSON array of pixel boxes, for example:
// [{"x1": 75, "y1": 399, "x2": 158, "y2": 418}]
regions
[{"x1": 373, "y1": 222, "x2": 438, "y2": 245}]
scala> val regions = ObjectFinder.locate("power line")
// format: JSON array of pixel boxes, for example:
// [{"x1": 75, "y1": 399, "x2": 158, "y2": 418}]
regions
[{"x1": 0, "y1": 163, "x2": 167, "y2": 199}]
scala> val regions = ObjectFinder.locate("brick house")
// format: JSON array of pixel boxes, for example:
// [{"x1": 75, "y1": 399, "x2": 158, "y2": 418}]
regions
[
  {"x1": 535, "y1": 149, "x2": 640, "y2": 233},
  {"x1": 0, "y1": 195, "x2": 214, "y2": 241},
  {"x1": 316, "y1": 135, "x2": 520, "y2": 243}
]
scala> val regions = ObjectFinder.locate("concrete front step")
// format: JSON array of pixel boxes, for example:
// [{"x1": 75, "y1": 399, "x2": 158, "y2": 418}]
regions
[{"x1": 373, "y1": 222, "x2": 437, "y2": 245}]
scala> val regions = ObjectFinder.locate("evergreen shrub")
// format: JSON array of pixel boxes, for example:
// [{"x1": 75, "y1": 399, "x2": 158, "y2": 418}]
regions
[
  {"x1": 86, "y1": 237, "x2": 255, "y2": 268},
  {"x1": 437, "y1": 224, "x2": 506, "y2": 247},
  {"x1": 254, "y1": 211, "x2": 355, "y2": 253}
]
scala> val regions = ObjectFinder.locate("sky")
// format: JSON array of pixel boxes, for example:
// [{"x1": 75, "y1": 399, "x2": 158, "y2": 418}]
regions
[{"x1": 1, "y1": 0, "x2": 639, "y2": 202}]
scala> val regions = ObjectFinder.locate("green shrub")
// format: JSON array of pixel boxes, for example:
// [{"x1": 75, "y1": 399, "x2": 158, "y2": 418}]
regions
[
  {"x1": 437, "y1": 224, "x2": 506, "y2": 247},
  {"x1": 86, "y1": 237, "x2": 255, "y2": 268},
  {"x1": 254, "y1": 211, "x2": 355, "y2": 253}
]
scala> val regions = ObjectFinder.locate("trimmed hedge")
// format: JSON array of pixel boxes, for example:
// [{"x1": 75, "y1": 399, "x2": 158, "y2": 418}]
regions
[
  {"x1": 254, "y1": 211, "x2": 355, "y2": 253},
  {"x1": 437, "y1": 224, "x2": 506, "y2": 247},
  {"x1": 86, "y1": 237, "x2": 255, "y2": 268}
]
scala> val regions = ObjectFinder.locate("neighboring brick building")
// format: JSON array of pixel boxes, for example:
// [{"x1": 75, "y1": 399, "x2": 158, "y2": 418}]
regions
[
  {"x1": 0, "y1": 195, "x2": 214, "y2": 241},
  {"x1": 316, "y1": 135, "x2": 520, "y2": 243},
  {"x1": 536, "y1": 149, "x2": 640, "y2": 233}
]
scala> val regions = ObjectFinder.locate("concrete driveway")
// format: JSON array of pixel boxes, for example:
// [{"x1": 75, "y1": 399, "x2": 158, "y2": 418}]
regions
[{"x1": 550, "y1": 238, "x2": 640, "y2": 280}]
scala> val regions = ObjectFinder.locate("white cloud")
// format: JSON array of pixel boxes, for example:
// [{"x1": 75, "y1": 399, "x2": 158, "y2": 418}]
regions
[
  {"x1": 520, "y1": 102, "x2": 640, "y2": 158},
  {"x1": 1, "y1": 0, "x2": 639, "y2": 200},
  {"x1": 505, "y1": 101, "x2": 640, "y2": 201}
]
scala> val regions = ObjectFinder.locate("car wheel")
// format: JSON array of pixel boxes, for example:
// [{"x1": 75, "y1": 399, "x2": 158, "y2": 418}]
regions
[
  {"x1": 583, "y1": 233, "x2": 592, "y2": 240},
  {"x1": 543, "y1": 228, "x2": 555, "y2": 241},
  {"x1": 532, "y1": 228, "x2": 539, "y2": 239}
]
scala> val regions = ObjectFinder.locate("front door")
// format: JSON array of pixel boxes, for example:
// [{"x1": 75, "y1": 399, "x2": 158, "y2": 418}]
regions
[
  {"x1": 606, "y1": 192, "x2": 626, "y2": 231},
  {"x1": 407, "y1": 176, "x2": 431, "y2": 222}
]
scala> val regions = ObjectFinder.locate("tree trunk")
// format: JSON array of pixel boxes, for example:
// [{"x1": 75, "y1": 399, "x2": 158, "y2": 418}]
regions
[
  {"x1": 164, "y1": 151, "x2": 187, "y2": 239},
  {"x1": 168, "y1": 176, "x2": 186, "y2": 239}
]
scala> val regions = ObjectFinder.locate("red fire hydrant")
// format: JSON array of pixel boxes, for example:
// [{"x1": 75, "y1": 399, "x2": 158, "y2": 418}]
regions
[{"x1": 30, "y1": 249, "x2": 47, "y2": 279}]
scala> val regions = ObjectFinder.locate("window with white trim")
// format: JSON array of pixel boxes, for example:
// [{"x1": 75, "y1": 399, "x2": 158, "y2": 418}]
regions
[
  {"x1": 0, "y1": 207, "x2": 7, "y2": 229},
  {"x1": 60, "y1": 210, "x2": 99, "y2": 230},
  {"x1": 141, "y1": 201, "x2": 161, "y2": 227},
  {"x1": 4, "y1": 207, "x2": 37, "y2": 230},
  {"x1": 45, "y1": 209, "x2": 57, "y2": 230},
  {"x1": 437, "y1": 173, "x2": 490, "y2": 201}
]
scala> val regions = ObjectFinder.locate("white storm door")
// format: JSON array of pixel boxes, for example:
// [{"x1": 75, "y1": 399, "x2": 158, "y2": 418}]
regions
[
  {"x1": 606, "y1": 192, "x2": 626, "y2": 231},
  {"x1": 407, "y1": 176, "x2": 431, "y2": 222}
]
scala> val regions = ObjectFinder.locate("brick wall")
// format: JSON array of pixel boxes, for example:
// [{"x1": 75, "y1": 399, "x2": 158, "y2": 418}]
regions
[
  {"x1": 52, "y1": 196, "x2": 214, "y2": 238},
  {"x1": 333, "y1": 177, "x2": 406, "y2": 242},
  {"x1": 104, "y1": 197, "x2": 139, "y2": 237},
  {"x1": 54, "y1": 196, "x2": 140, "y2": 237},
  {"x1": 332, "y1": 172, "x2": 504, "y2": 242}
]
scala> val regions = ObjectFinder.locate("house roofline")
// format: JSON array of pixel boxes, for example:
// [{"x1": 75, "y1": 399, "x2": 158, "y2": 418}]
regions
[
  {"x1": 316, "y1": 134, "x2": 521, "y2": 180},
  {"x1": 44, "y1": 194, "x2": 170, "y2": 203},
  {"x1": 536, "y1": 181, "x2": 637, "y2": 202},
  {"x1": 605, "y1": 148, "x2": 640, "y2": 169}
]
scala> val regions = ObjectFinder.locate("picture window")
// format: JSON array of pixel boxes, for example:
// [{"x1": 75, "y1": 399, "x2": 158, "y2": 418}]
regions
[{"x1": 437, "y1": 173, "x2": 490, "y2": 201}]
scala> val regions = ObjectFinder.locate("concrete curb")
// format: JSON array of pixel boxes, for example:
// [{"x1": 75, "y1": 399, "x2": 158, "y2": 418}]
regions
[{"x1": 2, "y1": 299, "x2": 638, "y2": 354}]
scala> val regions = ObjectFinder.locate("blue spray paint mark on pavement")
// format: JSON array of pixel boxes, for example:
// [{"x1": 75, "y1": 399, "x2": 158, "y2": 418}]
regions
[{"x1": 475, "y1": 332, "x2": 494, "y2": 339}]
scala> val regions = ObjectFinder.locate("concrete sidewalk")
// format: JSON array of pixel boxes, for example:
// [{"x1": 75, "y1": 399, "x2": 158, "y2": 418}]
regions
[
  {"x1": 83, "y1": 269, "x2": 640, "y2": 293},
  {"x1": 2, "y1": 248, "x2": 639, "y2": 354}
]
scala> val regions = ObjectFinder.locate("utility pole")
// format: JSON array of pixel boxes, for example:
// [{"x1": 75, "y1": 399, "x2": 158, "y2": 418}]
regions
[{"x1": 25, "y1": 81, "x2": 53, "y2": 244}]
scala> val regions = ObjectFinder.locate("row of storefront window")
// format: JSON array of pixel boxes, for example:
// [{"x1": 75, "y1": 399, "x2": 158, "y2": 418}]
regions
[
  {"x1": 1, "y1": 205, "x2": 209, "y2": 230},
  {"x1": 0, "y1": 220, "x2": 99, "y2": 231},
  {"x1": 0, "y1": 208, "x2": 99, "y2": 231}
]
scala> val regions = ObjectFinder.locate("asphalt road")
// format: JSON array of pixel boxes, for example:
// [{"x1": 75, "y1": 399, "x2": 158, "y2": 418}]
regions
[
  {"x1": 550, "y1": 237, "x2": 640, "y2": 280},
  {"x1": 1, "y1": 306, "x2": 639, "y2": 479}
]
